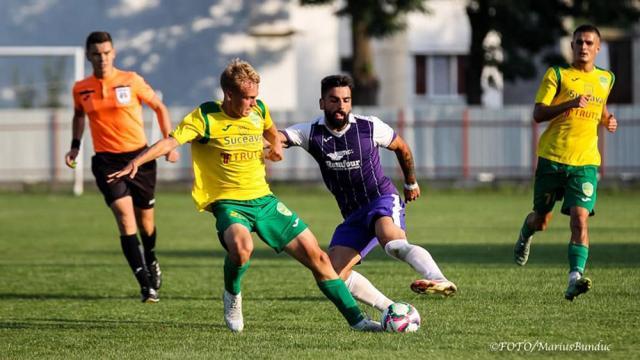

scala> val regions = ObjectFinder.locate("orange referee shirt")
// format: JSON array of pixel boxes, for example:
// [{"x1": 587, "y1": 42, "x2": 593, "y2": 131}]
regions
[{"x1": 73, "y1": 68, "x2": 157, "y2": 153}]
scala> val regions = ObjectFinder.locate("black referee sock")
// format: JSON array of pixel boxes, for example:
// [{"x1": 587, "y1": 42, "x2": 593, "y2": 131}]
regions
[
  {"x1": 120, "y1": 234, "x2": 151, "y2": 288},
  {"x1": 140, "y1": 228, "x2": 157, "y2": 264}
]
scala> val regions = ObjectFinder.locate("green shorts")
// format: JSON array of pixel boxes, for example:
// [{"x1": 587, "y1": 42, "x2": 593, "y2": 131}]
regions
[
  {"x1": 533, "y1": 157, "x2": 598, "y2": 216},
  {"x1": 211, "y1": 194, "x2": 308, "y2": 253}
]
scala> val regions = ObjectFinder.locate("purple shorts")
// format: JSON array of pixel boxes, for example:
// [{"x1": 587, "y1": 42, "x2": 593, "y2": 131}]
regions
[{"x1": 329, "y1": 194, "x2": 406, "y2": 259}]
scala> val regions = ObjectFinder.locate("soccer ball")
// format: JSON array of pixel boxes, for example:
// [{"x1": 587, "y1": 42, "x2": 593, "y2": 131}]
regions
[{"x1": 381, "y1": 302, "x2": 421, "y2": 333}]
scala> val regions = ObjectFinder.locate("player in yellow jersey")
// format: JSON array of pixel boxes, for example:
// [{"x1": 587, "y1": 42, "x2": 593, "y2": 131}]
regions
[
  {"x1": 108, "y1": 59, "x2": 380, "y2": 332},
  {"x1": 513, "y1": 25, "x2": 618, "y2": 301}
]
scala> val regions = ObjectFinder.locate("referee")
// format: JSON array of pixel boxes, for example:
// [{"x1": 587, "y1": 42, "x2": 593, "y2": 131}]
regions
[{"x1": 64, "y1": 31, "x2": 179, "y2": 303}]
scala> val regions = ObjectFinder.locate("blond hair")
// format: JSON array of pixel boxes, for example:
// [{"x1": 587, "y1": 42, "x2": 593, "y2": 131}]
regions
[{"x1": 220, "y1": 58, "x2": 260, "y2": 93}]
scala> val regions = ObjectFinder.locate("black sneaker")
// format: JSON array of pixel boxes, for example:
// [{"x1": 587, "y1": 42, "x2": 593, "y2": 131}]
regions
[
  {"x1": 148, "y1": 260, "x2": 162, "y2": 290},
  {"x1": 564, "y1": 277, "x2": 592, "y2": 301},
  {"x1": 141, "y1": 287, "x2": 159, "y2": 303}
]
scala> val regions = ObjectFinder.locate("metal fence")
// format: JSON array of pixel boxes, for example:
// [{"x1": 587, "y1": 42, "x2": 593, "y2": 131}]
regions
[{"x1": 1, "y1": 105, "x2": 639, "y2": 187}]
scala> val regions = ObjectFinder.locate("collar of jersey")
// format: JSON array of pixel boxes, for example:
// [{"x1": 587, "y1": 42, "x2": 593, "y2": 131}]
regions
[
  {"x1": 93, "y1": 67, "x2": 120, "y2": 82},
  {"x1": 569, "y1": 64, "x2": 598, "y2": 74}
]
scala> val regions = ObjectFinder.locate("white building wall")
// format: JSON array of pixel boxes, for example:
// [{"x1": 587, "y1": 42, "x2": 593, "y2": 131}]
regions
[
  {"x1": 374, "y1": 31, "x2": 410, "y2": 108},
  {"x1": 292, "y1": 4, "x2": 340, "y2": 113},
  {"x1": 407, "y1": 0, "x2": 470, "y2": 54}
]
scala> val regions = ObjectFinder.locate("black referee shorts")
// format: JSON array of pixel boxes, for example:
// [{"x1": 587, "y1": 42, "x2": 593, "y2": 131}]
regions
[{"x1": 91, "y1": 147, "x2": 157, "y2": 209}]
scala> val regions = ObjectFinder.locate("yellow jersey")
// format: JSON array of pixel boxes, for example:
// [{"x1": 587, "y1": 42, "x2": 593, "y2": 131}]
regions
[
  {"x1": 535, "y1": 65, "x2": 614, "y2": 166},
  {"x1": 171, "y1": 100, "x2": 273, "y2": 211}
]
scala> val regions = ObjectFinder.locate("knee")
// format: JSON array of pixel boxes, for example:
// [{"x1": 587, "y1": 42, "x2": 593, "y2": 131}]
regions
[
  {"x1": 228, "y1": 243, "x2": 254, "y2": 265},
  {"x1": 120, "y1": 216, "x2": 137, "y2": 228},
  {"x1": 307, "y1": 249, "x2": 335, "y2": 277},
  {"x1": 117, "y1": 216, "x2": 138, "y2": 235}
]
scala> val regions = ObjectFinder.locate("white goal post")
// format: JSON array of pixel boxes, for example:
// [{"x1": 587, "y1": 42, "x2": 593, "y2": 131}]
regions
[{"x1": 0, "y1": 46, "x2": 85, "y2": 195}]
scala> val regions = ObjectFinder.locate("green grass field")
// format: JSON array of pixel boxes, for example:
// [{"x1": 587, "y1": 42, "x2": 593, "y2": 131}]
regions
[{"x1": 1, "y1": 186, "x2": 638, "y2": 359}]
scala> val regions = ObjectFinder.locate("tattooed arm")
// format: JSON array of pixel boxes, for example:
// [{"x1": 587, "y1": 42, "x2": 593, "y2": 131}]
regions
[{"x1": 388, "y1": 135, "x2": 420, "y2": 203}]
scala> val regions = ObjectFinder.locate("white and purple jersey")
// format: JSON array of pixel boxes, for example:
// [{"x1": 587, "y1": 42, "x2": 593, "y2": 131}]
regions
[{"x1": 283, "y1": 113, "x2": 399, "y2": 218}]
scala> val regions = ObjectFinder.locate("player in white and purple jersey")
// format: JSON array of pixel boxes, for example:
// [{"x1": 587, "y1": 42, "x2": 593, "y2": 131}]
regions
[{"x1": 278, "y1": 75, "x2": 457, "y2": 312}]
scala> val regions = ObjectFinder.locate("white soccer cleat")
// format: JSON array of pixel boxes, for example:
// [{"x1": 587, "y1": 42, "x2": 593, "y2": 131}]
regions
[
  {"x1": 514, "y1": 232, "x2": 533, "y2": 266},
  {"x1": 351, "y1": 317, "x2": 383, "y2": 332},
  {"x1": 410, "y1": 279, "x2": 457, "y2": 297},
  {"x1": 223, "y1": 290, "x2": 244, "y2": 332}
]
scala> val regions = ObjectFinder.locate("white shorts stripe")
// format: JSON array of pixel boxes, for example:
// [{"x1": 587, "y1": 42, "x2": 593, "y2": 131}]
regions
[{"x1": 391, "y1": 194, "x2": 402, "y2": 226}]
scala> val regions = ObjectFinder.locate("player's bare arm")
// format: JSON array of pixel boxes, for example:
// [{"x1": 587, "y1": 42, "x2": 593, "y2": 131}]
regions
[
  {"x1": 387, "y1": 135, "x2": 420, "y2": 202},
  {"x1": 108, "y1": 136, "x2": 180, "y2": 181},
  {"x1": 263, "y1": 125, "x2": 283, "y2": 162},
  {"x1": 533, "y1": 95, "x2": 589, "y2": 123},
  {"x1": 147, "y1": 95, "x2": 180, "y2": 163},
  {"x1": 64, "y1": 108, "x2": 86, "y2": 168},
  {"x1": 263, "y1": 131, "x2": 288, "y2": 152},
  {"x1": 275, "y1": 130, "x2": 288, "y2": 147},
  {"x1": 601, "y1": 105, "x2": 617, "y2": 133}
]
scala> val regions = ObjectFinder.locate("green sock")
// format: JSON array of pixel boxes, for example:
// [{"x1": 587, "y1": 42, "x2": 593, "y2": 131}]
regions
[
  {"x1": 317, "y1": 278, "x2": 364, "y2": 326},
  {"x1": 520, "y1": 219, "x2": 535, "y2": 239},
  {"x1": 223, "y1": 255, "x2": 250, "y2": 295},
  {"x1": 568, "y1": 243, "x2": 589, "y2": 274}
]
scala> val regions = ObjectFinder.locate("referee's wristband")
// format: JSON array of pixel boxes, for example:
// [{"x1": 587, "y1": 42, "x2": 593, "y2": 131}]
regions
[
  {"x1": 403, "y1": 182, "x2": 419, "y2": 191},
  {"x1": 71, "y1": 139, "x2": 81, "y2": 150}
]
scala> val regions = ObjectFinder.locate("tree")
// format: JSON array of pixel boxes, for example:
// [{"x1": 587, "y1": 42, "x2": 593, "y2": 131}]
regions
[
  {"x1": 466, "y1": 0, "x2": 640, "y2": 105},
  {"x1": 300, "y1": 0, "x2": 428, "y2": 105}
]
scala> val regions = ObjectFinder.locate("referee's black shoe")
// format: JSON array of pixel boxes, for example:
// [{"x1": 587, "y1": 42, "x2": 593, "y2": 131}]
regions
[
  {"x1": 148, "y1": 260, "x2": 162, "y2": 290},
  {"x1": 141, "y1": 287, "x2": 159, "y2": 303}
]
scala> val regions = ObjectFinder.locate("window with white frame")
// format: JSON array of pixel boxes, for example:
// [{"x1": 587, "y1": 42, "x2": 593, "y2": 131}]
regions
[{"x1": 414, "y1": 55, "x2": 465, "y2": 97}]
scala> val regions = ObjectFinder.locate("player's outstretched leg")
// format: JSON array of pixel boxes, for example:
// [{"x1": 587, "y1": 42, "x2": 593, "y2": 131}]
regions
[
  {"x1": 285, "y1": 229, "x2": 381, "y2": 331},
  {"x1": 384, "y1": 239, "x2": 457, "y2": 297},
  {"x1": 318, "y1": 278, "x2": 382, "y2": 331}
]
